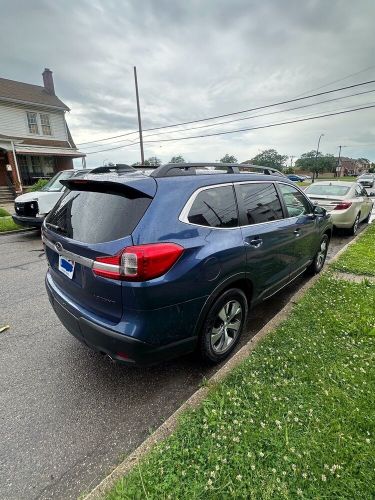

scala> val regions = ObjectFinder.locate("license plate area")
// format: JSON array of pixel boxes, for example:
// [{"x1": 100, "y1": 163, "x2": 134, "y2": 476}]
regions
[{"x1": 58, "y1": 255, "x2": 75, "y2": 279}]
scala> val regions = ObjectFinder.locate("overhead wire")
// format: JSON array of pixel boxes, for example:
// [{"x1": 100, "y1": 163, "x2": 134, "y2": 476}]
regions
[
  {"x1": 86, "y1": 102, "x2": 375, "y2": 154},
  {"x1": 78, "y1": 78, "x2": 375, "y2": 146}
]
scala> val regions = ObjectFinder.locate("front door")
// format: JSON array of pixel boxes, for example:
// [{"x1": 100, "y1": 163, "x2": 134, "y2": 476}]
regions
[
  {"x1": 277, "y1": 183, "x2": 319, "y2": 277},
  {"x1": 0, "y1": 150, "x2": 8, "y2": 186},
  {"x1": 235, "y1": 181, "x2": 296, "y2": 301}
]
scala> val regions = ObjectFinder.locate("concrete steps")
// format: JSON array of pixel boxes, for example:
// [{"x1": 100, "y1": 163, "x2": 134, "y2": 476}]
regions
[{"x1": 0, "y1": 187, "x2": 15, "y2": 205}]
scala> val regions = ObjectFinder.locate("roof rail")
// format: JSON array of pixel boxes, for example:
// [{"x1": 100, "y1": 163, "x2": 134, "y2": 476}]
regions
[{"x1": 151, "y1": 163, "x2": 284, "y2": 178}]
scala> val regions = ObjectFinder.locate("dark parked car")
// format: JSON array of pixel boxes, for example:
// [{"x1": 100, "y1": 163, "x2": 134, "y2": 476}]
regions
[
  {"x1": 42, "y1": 163, "x2": 332, "y2": 365},
  {"x1": 287, "y1": 174, "x2": 305, "y2": 182}
]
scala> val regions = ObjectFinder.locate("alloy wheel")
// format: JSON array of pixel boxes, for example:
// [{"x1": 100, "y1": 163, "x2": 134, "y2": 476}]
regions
[
  {"x1": 353, "y1": 214, "x2": 360, "y2": 234},
  {"x1": 210, "y1": 300, "x2": 243, "y2": 354},
  {"x1": 316, "y1": 238, "x2": 328, "y2": 270}
]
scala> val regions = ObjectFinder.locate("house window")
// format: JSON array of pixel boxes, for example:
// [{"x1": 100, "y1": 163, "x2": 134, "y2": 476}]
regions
[
  {"x1": 27, "y1": 112, "x2": 39, "y2": 134},
  {"x1": 40, "y1": 114, "x2": 52, "y2": 135}
]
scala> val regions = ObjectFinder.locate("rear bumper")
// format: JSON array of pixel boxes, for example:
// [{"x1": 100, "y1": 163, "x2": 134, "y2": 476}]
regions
[
  {"x1": 45, "y1": 271, "x2": 198, "y2": 365},
  {"x1": 12, "y1": 214, "x2": 44, "y2": 228},
  {"x1": 328, "y1": 209, "x2": 357, "y2": 228}
]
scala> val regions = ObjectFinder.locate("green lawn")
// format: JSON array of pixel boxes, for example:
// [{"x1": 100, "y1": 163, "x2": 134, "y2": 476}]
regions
[
  {"x1": 0, "y1": 216, "x2": 23, "y2": 232},
  {"x1": 333, "y1": 222, "x2": 375, "y2": 276},
  {"x1": 107, "y1": 228, "x2": 375, "y2": 499}
]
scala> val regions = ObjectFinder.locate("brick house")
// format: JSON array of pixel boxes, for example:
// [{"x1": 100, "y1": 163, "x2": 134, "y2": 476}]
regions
[
  {"x1": 336, "y1": 157, "x2": 368, "y2": 177},
  {"x1": 0, "y1": 68, "x2": 85, "y2": 197}
]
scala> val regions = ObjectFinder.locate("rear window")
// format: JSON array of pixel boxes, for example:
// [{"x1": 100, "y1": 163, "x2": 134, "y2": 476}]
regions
[
  {"x1": 45, "y1": 189, "x2": 151, "y2": 243},
  {"x1": 237, "y1": 182, "x2": 283, "y2": 224},
  {"x1": 187, "y1": 185, "x2": 238, "y2": 228},
  {"x1": 305, "y1": 184, "x2": 350, "y2": 196}
]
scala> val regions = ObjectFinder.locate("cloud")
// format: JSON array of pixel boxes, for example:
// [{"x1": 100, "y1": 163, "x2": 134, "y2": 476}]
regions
[{"x1": 1, "y1": 0, "x2": 375, "y2": 166}]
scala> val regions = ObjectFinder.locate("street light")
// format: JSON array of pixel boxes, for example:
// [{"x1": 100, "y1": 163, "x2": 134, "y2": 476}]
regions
[{"x1": 312, "y1": 133, "x2": 324, "y2": 183}]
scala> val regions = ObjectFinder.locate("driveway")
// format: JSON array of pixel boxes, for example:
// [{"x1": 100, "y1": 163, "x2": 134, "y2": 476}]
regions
[{"x1": 0, "y1": 216, "x2": 373, "y2": 499}]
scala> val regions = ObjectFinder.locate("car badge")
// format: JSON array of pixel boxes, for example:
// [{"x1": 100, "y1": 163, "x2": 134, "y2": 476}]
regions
[{"x1": 55, "y1": 242, "x2": 63, "y2": 253}]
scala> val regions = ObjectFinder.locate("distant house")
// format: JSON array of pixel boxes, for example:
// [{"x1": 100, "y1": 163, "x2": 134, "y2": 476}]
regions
[
  {"x1": 336, "y1": 157, "x2": 368, "y2": 177},
  {"x1": 0, "y1": 68, "x2": 85, "y2": 197}
]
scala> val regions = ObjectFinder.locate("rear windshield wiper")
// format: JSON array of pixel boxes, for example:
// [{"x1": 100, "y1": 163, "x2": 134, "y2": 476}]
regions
[{"x1": 45, "y1": 222, "x2": 67, "y2": 234}]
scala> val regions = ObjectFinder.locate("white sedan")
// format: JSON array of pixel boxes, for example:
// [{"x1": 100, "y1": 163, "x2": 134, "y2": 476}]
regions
[{"x1": 304, "y1": 181, "x2": 373, "y2": 235}]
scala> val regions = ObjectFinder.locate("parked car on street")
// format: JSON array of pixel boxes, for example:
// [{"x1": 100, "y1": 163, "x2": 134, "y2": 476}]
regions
[
  {"x1": 287, "y1": 174, "x2": 305, "y2": 182},
  {"x1": 304, "y1": 181, "x2": 373, "y2": 234},
  {"x1": 12, "y1": 169, "x2": 90, "y2": 228},
  {"x1": 358, "y1": 173, "x2": 375, "y2": 188},
  {"x1": 42, "y1": 163, "x2": 332, "y2": 365}
]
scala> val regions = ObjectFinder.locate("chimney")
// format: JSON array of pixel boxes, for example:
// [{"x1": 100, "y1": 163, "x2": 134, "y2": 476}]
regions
[{"x1": 42, "y1": 68, "x2": 55, "y2": 95}]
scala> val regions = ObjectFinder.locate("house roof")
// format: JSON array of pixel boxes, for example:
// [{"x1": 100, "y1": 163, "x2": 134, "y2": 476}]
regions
[
  {"x1": 0, "y1": 133, "x2": 71, "y2": 148},
  {"x1": 0, "y1": 77, "x2": 70, "y2": 111},
  {"x1": 0, "y1": 134, "x2": 85, "y2": 157},
  {"x1": 15, "y1": 144, "x2": 85, "y2": 158}
]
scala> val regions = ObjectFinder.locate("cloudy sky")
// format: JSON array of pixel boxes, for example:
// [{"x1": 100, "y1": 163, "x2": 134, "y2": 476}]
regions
[{"x1": 1, "y1": 0, "x2": 375, "y2": 167}]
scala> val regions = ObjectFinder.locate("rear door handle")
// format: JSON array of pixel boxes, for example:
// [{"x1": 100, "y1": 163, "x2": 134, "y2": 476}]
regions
[{"x1": 247, "y1": 238, "x2": 263, "y2": 248}]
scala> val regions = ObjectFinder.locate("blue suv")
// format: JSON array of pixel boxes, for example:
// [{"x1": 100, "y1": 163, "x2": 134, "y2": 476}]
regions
[{"x1": 42, "y1": 163, "x2": 332, "y2": 365}]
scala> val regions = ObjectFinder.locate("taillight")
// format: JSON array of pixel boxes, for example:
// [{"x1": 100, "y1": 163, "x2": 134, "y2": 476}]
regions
[
  {"x1": 92, "y1": 243, "x2": 184, "y2": 281},
  {"x1": 333, "y1": 201, "x2": 352, "y2": 210}
]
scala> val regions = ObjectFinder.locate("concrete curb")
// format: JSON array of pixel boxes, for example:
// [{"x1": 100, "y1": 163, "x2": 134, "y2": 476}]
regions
[
  {"x1": 0, "y1": 228, "x2": 36, "y2": 236},
  {"x1": 82, "y1": 227, "x2": 369, "y2": 500}
]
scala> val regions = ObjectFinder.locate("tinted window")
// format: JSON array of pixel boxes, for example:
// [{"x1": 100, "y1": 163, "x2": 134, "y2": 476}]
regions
[
  {"x1": 187, "y1": 185, "x2": 238, "y2": 228},
  {"x1": 45, "y1": 189, "x2": 151, "y2": 243},
  {"x1": 279, "y1": 184, "x2": 311, "y2": 217},
  {"x1": 237, "y1": 182, "x2": 283, "y2": 224}
]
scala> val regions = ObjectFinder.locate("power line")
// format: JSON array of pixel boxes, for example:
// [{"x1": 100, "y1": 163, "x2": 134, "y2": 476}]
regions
[
  {"x1": 83, "y1": 88, "x2": 375, "y2": 150},
  {"x1": 295, "y1": 64, "x2": 375, "y2": 97},
  {"x1": 77, "y1": 78, "x2": 375, "y2": 146},
  {"x1": 86, "y1": 102, "x2": 375, "y2": 155}
]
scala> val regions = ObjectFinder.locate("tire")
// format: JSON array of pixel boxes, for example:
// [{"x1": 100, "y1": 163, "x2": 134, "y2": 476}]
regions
[
  {"x1": 348, "y1": 213, "x2": 360, "y2": 235},
  {"x1": 364, "y1": 206, "x2": 373, "y2": 223},
  {"x1": 305, "y1": 234, "x2": 329, "y2": 276},
  {"x1": 199, "y1": 288, "x2": 248, "y2": 364}
]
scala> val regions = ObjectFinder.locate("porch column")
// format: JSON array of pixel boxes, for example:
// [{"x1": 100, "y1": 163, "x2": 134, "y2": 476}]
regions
[{"x1": 6, "y1": 150, "x2": 22, "y2": 194}]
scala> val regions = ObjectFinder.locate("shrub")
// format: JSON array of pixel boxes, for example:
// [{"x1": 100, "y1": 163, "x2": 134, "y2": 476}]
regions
[{"x1": 29, "y1": 179, "x2": 49, "y2": 192}]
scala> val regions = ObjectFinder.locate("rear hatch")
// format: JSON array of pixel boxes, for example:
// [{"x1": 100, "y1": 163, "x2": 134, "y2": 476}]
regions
[{"x1": 42, "y1": 173, "x2": 156, "y2": 323}]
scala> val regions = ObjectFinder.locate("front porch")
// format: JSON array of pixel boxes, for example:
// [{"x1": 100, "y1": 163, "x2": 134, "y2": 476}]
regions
[{"x1": 0, "y1": 144, "x2": 85, "y2": 195}]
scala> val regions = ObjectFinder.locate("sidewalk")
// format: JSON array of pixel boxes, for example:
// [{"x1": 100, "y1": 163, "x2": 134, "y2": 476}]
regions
[{"x1": 104, "y1": 224, "x2": 375, "y2": 499}]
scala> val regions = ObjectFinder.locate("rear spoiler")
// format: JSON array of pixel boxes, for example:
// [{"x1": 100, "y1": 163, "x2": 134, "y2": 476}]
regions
[{"x1": 60, "y1": 177, "x2": 156, "y2": 198}]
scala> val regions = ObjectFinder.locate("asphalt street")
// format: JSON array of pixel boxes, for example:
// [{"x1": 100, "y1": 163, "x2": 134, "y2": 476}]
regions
[{"x1": 0, "y1": 210, "x2": 374, "y2": 499}]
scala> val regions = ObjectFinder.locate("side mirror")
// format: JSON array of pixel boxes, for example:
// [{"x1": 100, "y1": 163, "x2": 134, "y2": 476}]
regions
[{"x1": 313, "y1": 204, "x2": 327, "y2": 216}]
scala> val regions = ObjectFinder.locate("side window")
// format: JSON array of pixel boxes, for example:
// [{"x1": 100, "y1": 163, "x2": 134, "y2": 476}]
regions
[
  {"x1": 187, "y1": 185, "x2": 238, "y2": 228},
  {"x1": 237, "y1": 182, "x2": 283, "y2": 224},
  {"x1": 355, "y1": 185, "x2": 364, "y2": 197},
  {"x1": 279, "y1": 183, "x2": 311, "y2": 217}
]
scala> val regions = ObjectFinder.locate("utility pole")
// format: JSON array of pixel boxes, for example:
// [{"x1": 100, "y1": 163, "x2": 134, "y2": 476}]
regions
[
  {"x1": 336, "y1": 145, "x2": 343, "y2": 178},
  {"x1": 312, "y1": 133, "x2": 324, "y2": 183},
  {"x1": 134, "y1": 66, "x2": 145, "y2": 165},
  {"x1": 290, "y1": 156, "x2": 295, "y2": 168}
]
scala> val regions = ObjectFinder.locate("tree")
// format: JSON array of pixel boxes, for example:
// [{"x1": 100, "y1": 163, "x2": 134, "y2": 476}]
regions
[
  {"x1": 220, "y1": 154, "x2": 238, "y2": 163},
  {"x1": 146, "y1": 156, "x2": 162, "y2": 166},
  {"x1": 295, "y1": 151, "x2": 336, "y2": 178},
  {"x1": 170, "y1": 155, "x2": 185, "y2": 163},
  {"x1": 248, "y1": 149, "x2": 288, "y2": 171}
]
